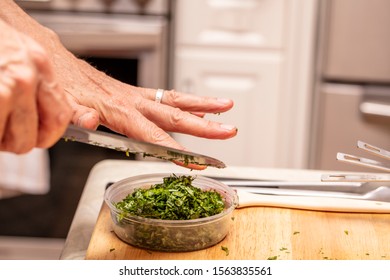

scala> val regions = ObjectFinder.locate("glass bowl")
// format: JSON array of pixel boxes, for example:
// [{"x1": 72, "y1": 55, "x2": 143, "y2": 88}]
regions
[{"x1": 104, "y1": 173, "x2": 238, "y2": 252}]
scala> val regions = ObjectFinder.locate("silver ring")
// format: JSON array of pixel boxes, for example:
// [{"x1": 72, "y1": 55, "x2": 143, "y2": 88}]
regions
[{"x1": 155, "y1": 88, "x2": 164, "y2": 103}]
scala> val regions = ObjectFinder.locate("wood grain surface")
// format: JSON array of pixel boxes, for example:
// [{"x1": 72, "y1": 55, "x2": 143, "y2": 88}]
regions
[{"x1": 85, "y1": 203, "x2": 390, "y2": 260}]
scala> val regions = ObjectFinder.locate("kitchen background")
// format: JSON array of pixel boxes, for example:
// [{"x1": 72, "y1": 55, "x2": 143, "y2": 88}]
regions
[{"x1": 0, "y1": 0, "x2": 389, "y2": 259}]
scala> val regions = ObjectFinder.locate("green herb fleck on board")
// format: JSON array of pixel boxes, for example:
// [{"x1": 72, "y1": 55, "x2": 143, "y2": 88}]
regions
[
  {"x1": 109, "y1": 248, "x2": 115, "y2": 252},
  {"x1": 344, "y1": 230, "x2": 349, "y2": 235},
  {"x1": 280, "y1": 247, "x2": 288, "y2": 251},
  {"x1": 231, "y1": 217, "x2": 235, "y2": 221},
  {"x1": 267, "y1": 256, "x2": 278, "y2": 260},
  {"x1": 293, "y1": 231, "x2": 300, "y2": 235},
  {"x1": 221, "y1": 246, "x2": 229, "y2": 256}
]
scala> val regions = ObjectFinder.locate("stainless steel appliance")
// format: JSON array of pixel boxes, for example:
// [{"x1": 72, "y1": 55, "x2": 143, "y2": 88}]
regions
[
  {"x1": 311, "y1": 0, "x2": 390, "y2": 172},
  {"x1": 16, "y1": 0, "x2": 171, "y2": 88}
]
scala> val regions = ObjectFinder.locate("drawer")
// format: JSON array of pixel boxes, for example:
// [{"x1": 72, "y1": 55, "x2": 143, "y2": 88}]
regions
[
  {"x1": 323, "y1": 0, "x2": 390, "y2": 83},
  {"x1": 174, "y1": 0, "x2": 286, "y2": 49}
]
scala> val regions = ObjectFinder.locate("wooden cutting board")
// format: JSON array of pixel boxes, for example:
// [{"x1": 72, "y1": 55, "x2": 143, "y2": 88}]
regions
[{"x1": 85, "y1": 203, "x2": 390, "y2": 260}]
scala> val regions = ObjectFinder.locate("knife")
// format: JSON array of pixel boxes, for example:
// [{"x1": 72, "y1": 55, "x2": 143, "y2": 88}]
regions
[{"x1": 62, "y1": 125, "x2": 226, "y2": 168}]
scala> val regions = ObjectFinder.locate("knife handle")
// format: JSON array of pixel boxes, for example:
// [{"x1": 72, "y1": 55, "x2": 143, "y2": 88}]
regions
[{"x1": 236, "y1": 190, "x2": 390, "y2": 213}]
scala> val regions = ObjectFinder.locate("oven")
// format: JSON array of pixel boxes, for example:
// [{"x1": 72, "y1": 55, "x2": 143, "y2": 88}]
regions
[
  {"x1": 2, "y1": 0, "x2": 173, "y2": 240},
  {"x1": 16, "y1": 0, "x2": 172, "y2": 88}
]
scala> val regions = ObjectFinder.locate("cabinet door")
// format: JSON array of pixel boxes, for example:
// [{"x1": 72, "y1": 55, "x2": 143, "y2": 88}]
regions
[
  {"x1": 174, "y1": 0, "x2": 286, "y2": 49},
  {"x1": 324, "y1": 0, "x2": 390, "y2": 82},
  {"x1": 173, "y1": 49, "x2": 283, "y2": 167}
]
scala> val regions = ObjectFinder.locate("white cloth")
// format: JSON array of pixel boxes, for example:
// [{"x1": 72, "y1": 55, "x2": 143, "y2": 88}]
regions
[{"x1": 0, "y1": 148, "x2": 50, "y2": 199}]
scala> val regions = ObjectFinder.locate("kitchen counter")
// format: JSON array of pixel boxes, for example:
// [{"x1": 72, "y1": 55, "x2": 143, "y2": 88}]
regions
[{"x1": 60, "y1": 159, "x2": 390, "y2": 260}]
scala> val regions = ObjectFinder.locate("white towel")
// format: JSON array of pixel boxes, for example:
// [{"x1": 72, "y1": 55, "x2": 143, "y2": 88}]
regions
[{"x1": 0, "y1": 148, "x2": 50, "y2": 199}]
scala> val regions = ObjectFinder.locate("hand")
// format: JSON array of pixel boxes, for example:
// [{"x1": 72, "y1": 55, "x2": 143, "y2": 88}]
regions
[
  {"x1": 0, "y1": 20, "x2": 72, "y2": 154},
  {"x1": 53, "y1": 48, "x2": 238, "y2": 152}
]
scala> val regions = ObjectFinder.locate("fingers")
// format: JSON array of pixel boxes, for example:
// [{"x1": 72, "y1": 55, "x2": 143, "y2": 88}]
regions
[
  {"x1": 137, "y1": 100, "x2": 238, "y2": 140},
  {"x1": 0, "y1": 64, "x2": 39, "y2": 153},
  {"x1": 141, "y1": 88, "x2": 234, "y2": 114},
  {"x1": 33, "y1": 44, "x2": 72, "y2": 148},
  {"x1": 0, "y1": 75, "x2": 15, "y2": 143}
]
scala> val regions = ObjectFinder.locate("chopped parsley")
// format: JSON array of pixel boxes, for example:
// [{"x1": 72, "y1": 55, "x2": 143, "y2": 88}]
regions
[
  {"x1": 221, "y1": 246, "x2": 229, "y2": 256},
  {"x1": 115, "y1": 174, "x2": 225, "y2": 220},
  {"x1": 111, "y1": 174, "x2": 231, "y2": 252}
]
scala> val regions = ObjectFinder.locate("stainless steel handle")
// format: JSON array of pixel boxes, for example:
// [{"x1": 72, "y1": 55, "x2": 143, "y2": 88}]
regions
[
  {"x1": 360, "y1": 86, "x2": 390, "y2": 119},
  {"x1": 360, "y1": 102, "x2": 390, "y2": 118}
]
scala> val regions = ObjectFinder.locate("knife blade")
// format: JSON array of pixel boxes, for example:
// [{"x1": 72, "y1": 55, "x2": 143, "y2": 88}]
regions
[{"x1": 62, "y1": 125, "x2": 226, "y2": 168}]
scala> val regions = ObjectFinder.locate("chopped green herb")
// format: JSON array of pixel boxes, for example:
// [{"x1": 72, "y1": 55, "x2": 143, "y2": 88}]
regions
[
  {"x1": 231, "y1": 217, "x2": 235, "y2": 221},
  {"x1": 111, "y1": 174, "x2": 231, "y2": 252},
  {"x1": 280, "y1": 247, "x2": 288, "y2": 251},
  {"x1": 109, "y1": 248, "x2": 115, "y2": 252},
  {"x1": 293, "y1": 231, "x2": 300, "y2": 235},
  {"x1": 125, "y1": 149, "x2": 130, "y2": 157},
  {"x1": 344, "y1": 230, "x2": 349, "y2": 235},
  {"x1": 115, "y1": 174, "x2": 225, "y2": 220},
  {"x1": 267, "y1": 256, "x2": 278, "y2": 260},
  {"x1": 366, "y1": 253, "x2": 370, "y2": 256},
  {"x1": 221, "y1": 246, "x2": 229, "y2": 256}
]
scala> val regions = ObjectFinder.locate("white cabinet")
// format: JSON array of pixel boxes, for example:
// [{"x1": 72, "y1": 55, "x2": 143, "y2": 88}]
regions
[
  {"x1": 174, "y1": 0, "x2": 285, "y2": 48},
  {"x1": 174, "y1": 49, "x2": 282, "y2": 166},
  {"x1": 172, "y1": 0, "x2": 318, "y2": 168}
]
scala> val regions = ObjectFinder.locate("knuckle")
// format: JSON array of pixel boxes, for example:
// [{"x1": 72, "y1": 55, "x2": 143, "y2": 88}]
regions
[
  {"x1": 13, "y1": 66, "x2": 37, "y2": 90},
  {"x1": 30, "y1": 46, "x2": 49, "y2": 67},
  {"x1": 0, "y1": 85, "x2": 13, "y2": 104},
  {"x1": 169, "y1": 108, "x2": 187, "y2": 127},
  {"x1": 150, "y1": 128, "x2": 171, "y2": 143},
  {"x1": 26, "y1": 35, "x2": 50, "y2": 64},
  {"x1": 168, "y1": 89, "x2": 181, "y2": 105}
]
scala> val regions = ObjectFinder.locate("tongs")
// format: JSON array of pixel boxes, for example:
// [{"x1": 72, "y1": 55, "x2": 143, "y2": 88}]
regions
[
  {"x1": 212, "y1": 141, "x2": 390, "y2": 208},
  {"x1": 321, "y1": 141, "x2": 390, "y2": 182}
]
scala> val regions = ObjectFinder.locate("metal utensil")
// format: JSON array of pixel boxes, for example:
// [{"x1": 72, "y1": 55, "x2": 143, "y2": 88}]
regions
[
  {"x1": 217, "y1": 180, "x2": 390, "y2": 202},
  {"x1": 63, "y1": 125, "x2": 226, "y2": 168},
  {"x1": 322, "y1": 141, "x2": 390, "y2": 181},
  {"x1": 336, "y1": 152, "x2": 390, "y2": 172},
  {"x1": 215, "y1": 178, "x2": 390, "y2": 212},
  {"x1": 235, "y1": 189, "x2": 390, "y2": 213}
]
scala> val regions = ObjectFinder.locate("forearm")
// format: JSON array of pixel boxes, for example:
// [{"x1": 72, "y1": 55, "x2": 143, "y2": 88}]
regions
[{"x1": 1, "y1": 1, "x2": 56, "y2": 49}]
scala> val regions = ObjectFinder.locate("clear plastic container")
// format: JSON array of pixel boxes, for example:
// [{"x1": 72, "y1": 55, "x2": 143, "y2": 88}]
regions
[{"x1": 104, "y1": 173, "x2": 238, "y2": 252}]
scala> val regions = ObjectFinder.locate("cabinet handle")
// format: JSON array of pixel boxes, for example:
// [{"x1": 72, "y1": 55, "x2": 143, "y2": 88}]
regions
[{"x1": 360, "y1": 102, "x2": 390, "y2": 119}]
